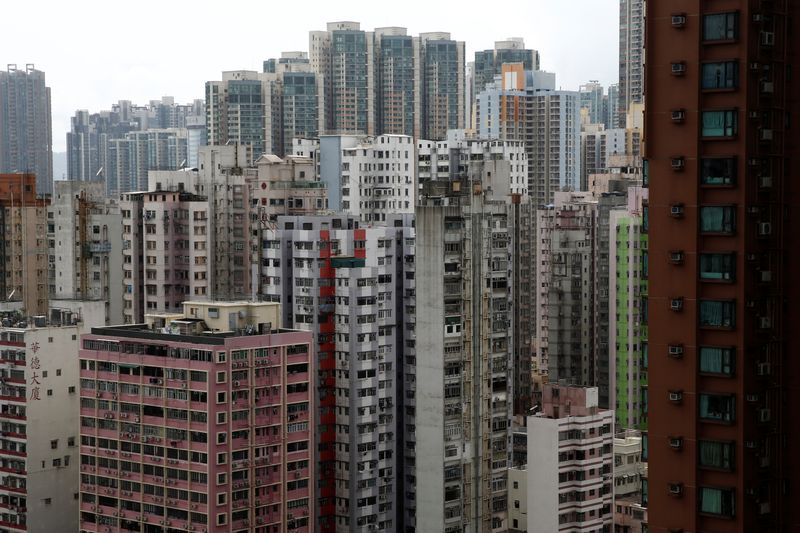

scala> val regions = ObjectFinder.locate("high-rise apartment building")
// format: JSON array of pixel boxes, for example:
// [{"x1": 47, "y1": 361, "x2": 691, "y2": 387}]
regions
[
  {"x1": 477, "y1": 64, "x2": 581, "y2": 204},
  {"x1": 646, "y1": 2, "x2": 799, "y2": 531},
  {"x1": 260, "y1": 214, "x2": 414, "y2": 533},
  {"x1": 0, "y1": 174, "x2": 49, "y2": 315},
  {"x1": 524, "y1": 384, "x2": 614, "y2": 533},
  {"x1": 472, "y1": 38, "x2": 539, "y2": 108},
  {"x1": 310, "y1": 23, "x2": 465, "y2": 140},
  {"x1": 0, "y1": 65, "x2": 52, "y2": 195},
  {"x1": 121, "y1": 146, "x2": 257, "y2": 323},
  {"x1": 609, "y1": 188, "x2": 648, "y2": 431},
  {"x1": 67, "y1": 97, "x2": 204, "y2": 193},
  {"x1": 314, "y1": 134, "x2": 416, "y2": 222},
  {"x1": 50, "y1": 180, "x2": 124, "y2": 325},
  {"x1": 579, "y1": 81, "x2": 608, "y2": 127},
  {"x1": 0, "y1": 302, "x2": 105, "y2": 533},
  {"x1": 415, "y1": 177, "x2": 520, "y2": 532},
  {"x1": 618, "y1": 0, "x2": 644, "y2": 124},
  {"x1": 417, "y1": 130, "x2": 528, "y2": 196},
  {"x1": 206, "y1": 65, "x2": 325, "y2": 160},
  {"x1": 78, "y1": 301, "x2": 315, "y2": 533}
]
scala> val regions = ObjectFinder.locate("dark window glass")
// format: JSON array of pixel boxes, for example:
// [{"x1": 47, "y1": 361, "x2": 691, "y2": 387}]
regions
[
  {"x1": 699, "y1": 393, "x2": 735, "y2": 422},
  {"x1": 700, "y1": 206, "x2": 736, "y2": 233},
  {"x1": 699, "y1": 300, "x2": 735, "y2": 328},
  {"x1": 702, "y1": 110, "x2": 738, "y2": 137},
  {"x1": 699, "y1": 440, "x2": 734, "y2": 470},
  {"x1": 700, "y1": 253, "x2": 736, "y2": 280},
  {"x1": 699, "y1": 486, "x2": 735, "y2": 516},
  {"x1": 641, "y1": 251, "x2": 649, "y2": 279},
  {"x1": 703, "y1": 13, "x2": 739, "y2": 41},
  {"x1": 701, "y1": 157, "x2": 736, "y2": 185},
  {"x1": 702, "y1": 62, "x2": 739, "y2": 89},
  {"x1": 699, "y1": 346, "x2": 735, "y2": 375}
]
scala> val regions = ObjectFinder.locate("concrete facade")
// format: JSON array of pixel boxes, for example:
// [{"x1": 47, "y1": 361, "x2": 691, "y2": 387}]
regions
[{"x1": 78, "y1": 302, "x2": 315, "y2": 533}]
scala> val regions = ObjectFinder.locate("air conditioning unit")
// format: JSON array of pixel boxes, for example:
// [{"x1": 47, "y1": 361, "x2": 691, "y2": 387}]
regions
[
  {"x1": 668, "y1": 437, "x2": 683, "y2": 449},
  {"x1": 749, "y1": 110, "x2": 760, "y2": 119},
  {"x1": 669, "y1": 391, "x2": 683, "y2": 402},
  {"x1": 759, "y1": 176, "x2": 773, "y2": 189},
  {"x1": 668, "y1": 344, "x2": 684, "y2": 357},
  {"x1": 746, "y1": 394, "x2": 759, "y2": 403},
  {"x1": 670, "y1": 298, "x2": 684, "y2": 311},
  {"x1": 671, "y1": 14, "x2": 687, "y2": 27},
  {"x1": 760, "y1": 456, "x2": 770, "y2": 468},
  {"x1": 761, "y1": 31, "x2": 775, "y2": 46},
  {"x1": 760, "y1": 129, "x2": 774, "y2": 142},
  {"x1": 671, "y1": 157, "x2": 685, "y2": 170},
  {"x1": 759, "y1": 317, "x2": 772, "y2": 329},
  {"x1": 761, "y1": 81, "x2": 774, "y2": 94},
  {"x1": 760, "y1": 502, "x2": 772, "y2": 514},
  {"x1": 669, "y1": 483, "x2": 684, "y2": 495},
  {"x1": 759, "y1": 222, "x2": 772, "y2": 236},
  {"x1": 671, "y1": 109, "x2": 686, "y2": 122},
  {"x1": 670, "y1": 204, "x2": 685, "y2": 217},
  {"x1": 759, "y1": 408, "x2": 771, "y2": 422},
  {"x1": 745, "y1": 440, "x2": 757, "y2": 449},
  {"x1": 669, "y1": 251, "x2": 685, "y2": 264},
  {"x1": 757, "y1": 362, "x2": 772, "y2": 376},
  {"x1": 760, "y1": 270, "x2": 773, "y2": 282},
  {"x1": 671, "y1": 62, "x2": 687, "y2": 75}
]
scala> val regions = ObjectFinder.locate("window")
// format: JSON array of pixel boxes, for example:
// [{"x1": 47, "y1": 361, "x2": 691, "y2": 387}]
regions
[
  {"x1": 698, "y1": 440, "x2": 734, "y2": 470},
  {"x1": 700, "y1": 253, "x2": 735, "y2": 280},
  {"x1": 699, "y1": 346, "x2": 735, "y2": 376},
  {"x1": 699, "y1": 486, "x2": 735, "y2": 517},
  {"x1": 702, "y1": 62, "x2": 739, "y2": 89},
  {"x1": 699, "y1": 393, "x2": 735, "y2": 423},
  {"x1": 700, "y1": 206, "x2": 736, "y2": 234},
  {"x1": 703, "y1": 12, "x2": 739, "y2": 41},
  {"x1": 699, "y1": 300, "x2": 735, "y2": 328},
  {"x1": 700, "y1": 157, "x2": 736, "y2": 185},
  {"x1": 51, "y1": 440, "x2": 58, "y2": 449},
  {"x1": 702, "y1": 110, "x2": 737, "y2": 137}
]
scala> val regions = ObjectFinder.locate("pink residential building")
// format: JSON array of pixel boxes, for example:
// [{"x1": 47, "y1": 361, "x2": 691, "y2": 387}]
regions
[{"x1": 78, "y1": 301, "x2": 314, "y2": 533}]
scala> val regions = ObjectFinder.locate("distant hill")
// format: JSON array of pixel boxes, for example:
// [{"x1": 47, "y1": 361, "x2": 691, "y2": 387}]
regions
[{"x1": 53, "y1": 152, "x2": 67, "y2": 180}]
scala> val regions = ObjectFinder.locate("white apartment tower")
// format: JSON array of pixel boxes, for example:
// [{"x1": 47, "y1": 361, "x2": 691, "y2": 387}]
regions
[
  {"x1": 260, "y1": 214, "x2": 415, "y2": 533},
  {"x1": 527, "y1": 384, "x2": 614, "y2": 532},
  {"x1": 315, "y1": 134, "x2": 416, "y2": 223}
]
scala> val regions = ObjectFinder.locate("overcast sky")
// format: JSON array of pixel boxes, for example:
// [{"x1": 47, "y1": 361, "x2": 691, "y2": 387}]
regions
[{"x1": 2, "y1": 0, "x2": 618, "y2": 152}]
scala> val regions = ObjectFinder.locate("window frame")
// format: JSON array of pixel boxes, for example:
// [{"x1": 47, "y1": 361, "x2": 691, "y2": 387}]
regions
[
  {"x1": 699, "y1": 299, "x2": 736, "y2": 329},
  {"x1": 699, "y1": 252, "x2": 736, "y2": 282},
  {"x1": 701, "y1": 61, "x2": 739, "y2": 91},
  {"x1": 698, "y1": 485, "x2": 736, "y2": 518},
  {"x1": 698, "y1": 440, "x2": 735, "y2": 471},
  {"x1": 702, "y1": 12, "x2": 740, "y2": 42},
  {"x1": 701, "y1": 109, "x2": 738, "y2": 138},
  {"x1": 699, "y1": 205, "x2": 737, "y2": 235},
  {"x1": 700, "y1": 156, "x2": 737, "y2": 186},
  {"x1": 698, "y1": 393, "x2": 736, "y2": 424},
  {"x1": 698, "y1": 346, "x2": 736, "y2": 376}
]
